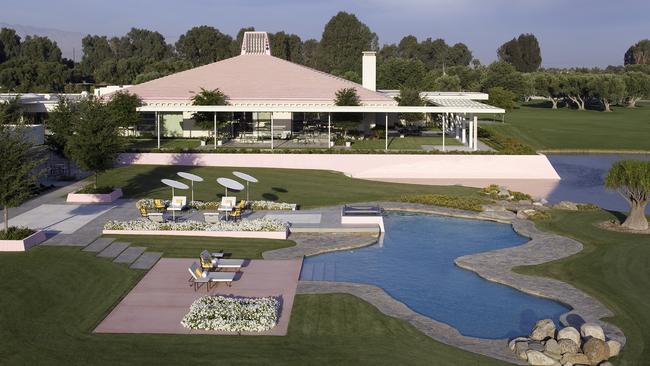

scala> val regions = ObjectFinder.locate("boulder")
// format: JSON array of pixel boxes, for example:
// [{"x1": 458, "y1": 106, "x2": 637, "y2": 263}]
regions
[
  {"x1": 519, "y1": 199, "x2": 533, "y2": 206},
  {"x1": 514, "y1": 341, "x2": 529, "y2": 360},
  {"x1": 599, "y1": 362, "x2": 614, "y2": 366},
  {"x1": 558, "y1": 338, "x2": 580, "y2": 355},
  {"x1": 509, "y1": 336, "x2": 529, "y2": 351},
  {"x1": 498, "y1": 188, "x2": 511, "y2": 197},
  {"x1": 580, "y1": 323, "x2": 606, "y2": 341},
  {"x1": 560, "y1": 353, "x2": 590, "y2": 365},
  {"x1": 517, "y1": 210, "x2": 530, "y2": 219},
  {"x1": 606, "y1": 340, "x2": 621, "y2": 358},
  {"x1": 530, "y1": 319, "x2": 556, "y2": 341},
  {"x1": 525, "y1": 350, "x2": 556, "y2": 366},
  {"x1": 528, "y1": 341, "x2": 545, "y2": 352},
  {"x1": 582, "y1": 338, "x2": 609, "y2": 366},
  {"x1": 558, "y1": 326, "x2": 581, "y2": 346},
  {"x1": 554, "y1": 201, "x2": 579, "y2": 211},
  {"x1": 545, "y1": 339, "x2": 561, "y2": 355}
]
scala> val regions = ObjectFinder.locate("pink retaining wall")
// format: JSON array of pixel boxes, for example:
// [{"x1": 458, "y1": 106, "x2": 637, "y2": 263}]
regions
[
  {"x1": 118, "y1": 153, "x2": 561, "y2": 181},
  {"x1": 0, "y1": 231, "x2": 47, "y2": 252},
  {"x1": 67, "y1": 189, "x2": 123, "y2": 203},
  {"x1": 340, "y1": 216, "x2": 385, "y2": 232},
  {"x1": 102, "y1": 229, "x2": 288, "y2": 240}
]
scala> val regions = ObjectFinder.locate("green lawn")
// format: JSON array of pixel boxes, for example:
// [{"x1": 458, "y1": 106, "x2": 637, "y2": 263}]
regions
[
  {"x1": 352, "y1": 136, "x2": 462, "y2": 150},
  {"x1": 125, "y1": 138, "x2": 201, "y2": 150},
  {"x1": 482, "y1": 102, "x2": 650, "y2": 151},
  {"x1": 97, "y1": 165, "x2": 479, "y2": 208},
  {"x1": 0, "y1": 247, "x2": 509, "y2": 366},
  {"x1": 517, "y1": 210, "x2": 650, "y2": 364},
  {"x1": 103, "y1": 235, "x2": 295, "y2": 259}
]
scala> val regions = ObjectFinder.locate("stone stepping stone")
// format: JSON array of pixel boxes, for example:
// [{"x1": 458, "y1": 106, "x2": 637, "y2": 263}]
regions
[
  {"x1": 130, "y1": 252, "x2": 163, "y2": 270},
  {"x1": 113, "y1": 247, "x2": 146, "y2": 265},
  {"x1": 83, "y1": 237, "x2": 115, "y2": 253},
  {"x1": 97, "y1": 242, "x2": 129, "y2": 259}
]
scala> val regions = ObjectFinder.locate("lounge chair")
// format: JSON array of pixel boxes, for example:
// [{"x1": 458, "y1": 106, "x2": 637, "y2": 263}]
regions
[
  {"x1": 230, "y1": 208, "x2": 242, "y2": 221},
  {"x1": 220, "y1": 196, "x2": 236, "y2": 210},
  {"x1": 199, "y1": 250, "x2": 244, "y2": 271},
  {"x1": 170, "y1": 196, "x2": 187, "y2": 211},
  {"x1": 139, "y1": 207, "x2": 165, "y2": 223},
  {"x1": 188, "y1": 262, "x2": 236, "y2": 291},
  {"x1": 153, "y1": 199, "x2": 167, "y2": 211}
]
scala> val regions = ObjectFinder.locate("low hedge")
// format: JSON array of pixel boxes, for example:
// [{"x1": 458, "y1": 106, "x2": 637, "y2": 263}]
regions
[
  {"x1": 76, "y1": 185, "x2": 115, "y2": 194},
  {"x1": 478, "y1": 127, "x2": 536, "y2": 154},
  {"x1": 0, "y1": 227, "x2": 35, "y2": 240},
  {"x1": 400, "y1": 194, "x2": 486, "y2": 212}
]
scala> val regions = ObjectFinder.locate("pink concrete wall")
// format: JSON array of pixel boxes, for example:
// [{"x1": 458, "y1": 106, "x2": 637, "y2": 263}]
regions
[
  {"x1": 118, "y1": 153, "x2": 560, "y2": 180},
  {"x1": 341, "y1": 216, "x2": 385, "y2": 232},
  {"x1": 102, "y1": 229, "x2": 288, "y2": 240},
  {"x1": 67, "y1": 189, "x2": 123, "y2": 203},
  {"x1": 0, "y1": 230, "x2": 47, "y2": 252}
]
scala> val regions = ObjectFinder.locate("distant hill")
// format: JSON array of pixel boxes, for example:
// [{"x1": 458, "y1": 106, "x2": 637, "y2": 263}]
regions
[{"x1": 0, "y1": 22, "x2": 84, "y2": 61}]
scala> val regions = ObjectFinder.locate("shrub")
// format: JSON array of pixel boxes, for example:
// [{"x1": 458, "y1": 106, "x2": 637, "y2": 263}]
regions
[
  {"x1": 103, "y1": 218, "x2": 288, "y2": 232},
  {"x1": 511, "y1": 191, "x2": 533, "y2": 201},
  {"x1": 0, "y1": 227, "x2": 35, "y2": 240},
  {"x1": 481, "y1": 185, "x2": 531, "y2": 201},
  {"x1": 181, "y1": 295, "x2": 279, "y2": 332},
  {"x1": 77, "y1": 185, "x2": 115, "y2": 194},
  {"x1": 478, "y1": 127, "x2": 536, "y2": 154},
  {"x1": 401, "y1": 194, "x2": 486, "y2": 212},
  {"x1": 527, "y1": 210, "x2": 552, "y2": 221},
  {"x1": 577, "y1": 203, "x2": 600, "y2": 211}
]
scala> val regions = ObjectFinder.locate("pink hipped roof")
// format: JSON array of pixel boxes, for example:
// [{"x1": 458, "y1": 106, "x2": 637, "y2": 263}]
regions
[{"x1": 124, "y1": 54, "x2": 396, "y2": 106}]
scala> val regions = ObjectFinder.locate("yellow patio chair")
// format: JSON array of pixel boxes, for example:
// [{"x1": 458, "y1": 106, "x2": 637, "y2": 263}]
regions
[
  {"x1": 230, "y1": 208, "x2": 242, "y2": 221},
  {"x1": 153, "y1": 199, "x2": 167, "y2": 211},
  {"x1": 139, "y1": 207, "x2": 149, "y2": 217}
]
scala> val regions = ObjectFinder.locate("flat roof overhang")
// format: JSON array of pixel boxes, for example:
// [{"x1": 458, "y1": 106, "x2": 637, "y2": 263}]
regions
[{"x1": 136, "y1": 105, "x2": 505, "y2": 114}]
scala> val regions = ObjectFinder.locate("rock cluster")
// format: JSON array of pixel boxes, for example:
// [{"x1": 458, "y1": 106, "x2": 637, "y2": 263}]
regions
[{"x1": 508, "y1": 319, "x2": 621, "y2": 366}]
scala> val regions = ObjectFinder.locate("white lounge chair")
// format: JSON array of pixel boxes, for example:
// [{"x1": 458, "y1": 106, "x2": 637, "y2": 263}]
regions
[
  {"x1": 220, "y1": 196, "x2": 236, "y2": 210},
  {"x1": 188, "y1": 262, "x2": 236, "y2": 291},
  {"x1": 170, "y1": 196, "x2": 187, "y2": 210},
  {"x1": 199, "y1": 250, "x2": 244, "y2": 271}
]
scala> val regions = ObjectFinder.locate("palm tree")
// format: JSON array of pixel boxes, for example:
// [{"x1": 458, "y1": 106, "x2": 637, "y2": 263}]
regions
[{"x1": 605, "y1": 160, "x2": 650, "y2": 230}]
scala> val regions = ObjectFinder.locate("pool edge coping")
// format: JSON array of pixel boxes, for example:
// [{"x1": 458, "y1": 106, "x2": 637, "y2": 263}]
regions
[{"x1": 267, "y1": 202, "x2": 626, "y2": 364}]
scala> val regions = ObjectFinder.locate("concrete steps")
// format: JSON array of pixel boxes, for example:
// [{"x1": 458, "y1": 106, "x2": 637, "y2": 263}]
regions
[
  {"x1": 130, "y1": 252, "x2": 163, "y2": 270},
  {"x1": 83, "y1": 238, "x2": 115, "y2": 253},
  {"x1": 114, "y1": 247, "x2": 146, "y2": 265},
  {"x1": 97, "y1": 242, "x2": 130, "y2": 259},
  {"x1": 84, "y1": 237, "x2": 163, "y2": 271}
]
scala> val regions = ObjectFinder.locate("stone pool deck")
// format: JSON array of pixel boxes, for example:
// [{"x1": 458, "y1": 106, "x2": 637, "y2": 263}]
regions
[
  {"x1": 95, "y1": 258, "x2": 302, "y2": 336},
  {"x1": 264, "y1": 202, "x2": 626, "y2": 364}
]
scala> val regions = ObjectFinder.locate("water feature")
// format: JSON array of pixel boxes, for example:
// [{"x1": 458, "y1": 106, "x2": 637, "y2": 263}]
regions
[
  {"x1": 546, "y1": 154, "x2": 650, "y2": 213},
  {"x1": 300, "y1": 212, "x2": 569, "y2": 339}
]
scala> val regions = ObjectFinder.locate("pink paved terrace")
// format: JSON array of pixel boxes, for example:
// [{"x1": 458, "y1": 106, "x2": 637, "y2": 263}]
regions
[{"x1": 95, "y1": 258, "x2": 302, "y2": 336}]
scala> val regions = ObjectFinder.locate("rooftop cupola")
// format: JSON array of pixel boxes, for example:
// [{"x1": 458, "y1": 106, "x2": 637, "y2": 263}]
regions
[{"x1": 240, "y1": 31, "x2": 271, "y2": 55}]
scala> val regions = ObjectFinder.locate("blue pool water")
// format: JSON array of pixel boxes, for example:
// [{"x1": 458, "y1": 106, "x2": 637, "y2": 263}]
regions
[{"x1": 300, "y1": 212, "x2": 570, "y2": 339}]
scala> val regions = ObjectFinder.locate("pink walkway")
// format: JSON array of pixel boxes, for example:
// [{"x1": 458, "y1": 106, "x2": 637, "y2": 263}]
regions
[{"x1": 95, "y1": 258, "x2": 303, "y2": 336}]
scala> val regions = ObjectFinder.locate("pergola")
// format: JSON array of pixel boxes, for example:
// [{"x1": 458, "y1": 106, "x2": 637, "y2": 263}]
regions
[{"x1": 136, "y1": 104, "x2": 505, "y2": 152}]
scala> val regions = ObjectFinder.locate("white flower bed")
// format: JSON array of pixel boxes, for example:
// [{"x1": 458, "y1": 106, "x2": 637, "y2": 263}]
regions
[
  {"x1": 250, "y1": 200, "x2": 297, "y2": 211},
  {"x1": 181, "y1": 295, "x2": 279, "y2": 332},
  {"x1": 103, "y1": 218, "x2": 288, "y2": 232}
]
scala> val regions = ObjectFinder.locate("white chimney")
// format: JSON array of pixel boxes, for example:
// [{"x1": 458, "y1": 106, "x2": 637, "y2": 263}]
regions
[{"x1": 362, "y1": 51, "x2": 376, "y2": 91}]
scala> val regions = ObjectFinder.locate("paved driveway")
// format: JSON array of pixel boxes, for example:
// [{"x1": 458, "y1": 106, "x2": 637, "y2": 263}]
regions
[{"x1": 9, "y1": 204, "x2": 115, "y2": 234}]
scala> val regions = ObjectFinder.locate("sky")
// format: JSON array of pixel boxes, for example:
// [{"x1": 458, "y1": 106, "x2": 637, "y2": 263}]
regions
[{"x1": 2, "y1": 0, "x2": 649, "y2": 67}]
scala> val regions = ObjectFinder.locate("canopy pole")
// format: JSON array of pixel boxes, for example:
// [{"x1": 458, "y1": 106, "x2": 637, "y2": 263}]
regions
[
  {"x1": 442, "y1": 114, "x2": 446, "y2": 152},
  {"x1": 156, "y1": 112, "x2": 160, "y2": 150},
  {"x1": 473, "y1": 115, "x2": 478, "y2": 151},
  {"x1": 171, "y1": 186, "x2": 175, "y2": 221},
  {"x1": 213, "y1": 113, "x2": 217, "y2": 149},
  {"x1": 385, "y1": 114, "x2": 388, "y2": 151},
  {"x1": 328, "y1": 113, "x2": 331, "y2": 149}
]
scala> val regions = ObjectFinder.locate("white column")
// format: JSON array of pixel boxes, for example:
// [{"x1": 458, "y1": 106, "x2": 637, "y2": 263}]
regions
[
  {"x1": 468, "y1": 120, "x2": 473, "y2": 149},
  {"x1": 270, "y1": 113, "x2": 274, "y2": 150},
  {"x1": 156, "y1": 112, "x2": 161, "y2": 150},
  {"x1": 385, "y1": 114, "x2": 388, "y2": 151},
  {"x1": 461, "y1": 126, "x2": 467, "y2": 144},
  {"x1": 473, "y1": 115, "x2": 478, "y2": 151},
  {"x1": 213, "y1": 112, "x2": 217, "y2": 149},
  {"x1": 442, "y1": 114, "x2": 446, "y2": 152},
  {"x1": 328, "y1": 113, "x2": 331, "y2": 148}
]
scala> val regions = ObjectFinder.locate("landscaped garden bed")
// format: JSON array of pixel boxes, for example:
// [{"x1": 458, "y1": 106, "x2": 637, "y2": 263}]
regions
[
  {"x1": 136, "y1": 198, "x2": 297, "y2": 211},
  {"x1": 102, "y1": 218, "x2": 289, "y2": 239},
  {"x1": 181, "y1": 295, "x2": 279, "y2": 332},
  {"x1": 67, "y1": 186, "x2": 123, "y2": 203},
  {"x1": 0, "y1": 227, "x2": 47, "y2": 252}
]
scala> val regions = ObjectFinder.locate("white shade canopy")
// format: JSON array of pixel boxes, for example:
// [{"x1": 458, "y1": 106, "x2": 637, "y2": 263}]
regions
[
  {"x1": 177, "y1": 172, "x2": 204, "y2": 182},
  {"x1": 161, "y1": 179, "x2": 189, "y2": 190},
  {"x1": 233, "y1": 171, "x2": 258, "y2": 183},
  {"x1": 217, "y1": 177, "x2": 244, "y2": 191}
]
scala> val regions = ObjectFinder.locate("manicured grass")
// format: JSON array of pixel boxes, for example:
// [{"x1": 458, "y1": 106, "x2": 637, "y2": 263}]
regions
[
  {"x1": 97, "y1": 165, "x2": 479, "y2": 208},
  {"x1": 102, "y1": 235, "x2": 295, "y2": 259},
  {"x1": 0, "y1": 247, "x2": 509, "y2": 365},
  {"x1": 482, "y1": 102, "x2": 650, "y2": 151},
  {"x1": 125, "y1": 138, "x2": 201, "y2": 150},
  {"x1": 352, "y1": 136, "x2": 462, "y2": 150},
  {"x1": 516, "y1": 209, "x2": 650, "y2": 364}
]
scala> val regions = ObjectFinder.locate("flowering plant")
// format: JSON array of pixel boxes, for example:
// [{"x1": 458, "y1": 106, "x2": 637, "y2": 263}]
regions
[
  {"x1": 249, "y1": 200, "x2": 297, "y2": 211},
  {"x1": 103, "y1": 218, "x2": 288, "y2": 232},
  {"x1": 136, "y1": 198, "x2": 296, "y2": 211},
  {"x1": 181, "y1": 295, "x2": 279, "y2": 332}
]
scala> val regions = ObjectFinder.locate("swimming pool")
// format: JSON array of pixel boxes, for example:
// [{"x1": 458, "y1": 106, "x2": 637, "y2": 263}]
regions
[{"x1": 300, "y1": 212, "x2": 570, "y2": 339}]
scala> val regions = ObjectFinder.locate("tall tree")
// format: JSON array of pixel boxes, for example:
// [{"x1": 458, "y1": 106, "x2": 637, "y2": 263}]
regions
[
  {"x1": 377, "y1": 58, "x2": 426, "y2": 90},
  {"x1": 482, "y1": 61, "x2": 525, "y2": 97},
  {"x1": 105, "y1": 91, "x2": 142, "y2": 130},
  {"x1": 488, "y1": 87, "x2": 516, "y2": 111},
  {"x1": 66, "y1": 98, "x2": 123, "y2": 188},
  {"x1": 80, "y1": 35, "x2": 114, "y2": 78},
  {"x1": 397, "y1": 35, "x2": 419, "y2": 59},
  {"x1": 589, "y1": 74, "x2": 626, "y2": 112},
  {"x1": 0, "y1": 123, "x2": 44, "y2": 231},
  {"x1": 316, "y1": 12, "x2": 378, "y2": 75},
  {"x1": 0, "y1": 97, "x2": 23, "y2": 124},
  {"x1": 175, "y1": 26, "x2": 234, "y2": 66},
  {"x1": 533, "y1": 73, "x2": 564, "y2": 108},
  {"x1": 20, "y1": 35, "x2": 62, "y2": 62},
  {"x1": 332, "y1": 87, "x2": 362, "y2": 138},
  {"x1": 447, "y1": 43, "x2": 473, "y2": 66},
  {"x1": 564, "y1": 73, "x2": 592, "y2": 110},
  {"x1": 433, "y1": 74, "x2": 461, "y2": 92},
  {"x1": 605, "y1": 160, "x2": 650, "y2": 231},
  {"x1": 191, "y1": 88, "x2": 230, "y2": 140},
  {"x1": 269, "y1": 32, "x2": 304, "y2": 64},
  {"x1": 0, "y1": 28, "x2": 21, "y2": 60},
  {"x1": 46, "y1": 97, "x2": 77, "y2": 155},
  {"x1": 418, "y1": 38, "x2": 449, "y2": 69},
  {"x1": 623, "y1": 72, "x2": 650, "y2": 107},
  {"x1": 397, "y1": 88, "x2": 425, "y2": 123},
  {"x1": 624, "y1": 39, "x2": 650, "y2": 65},
  {"x1": 497, "y1": 33, "x2": 542, "y2": 72}
]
